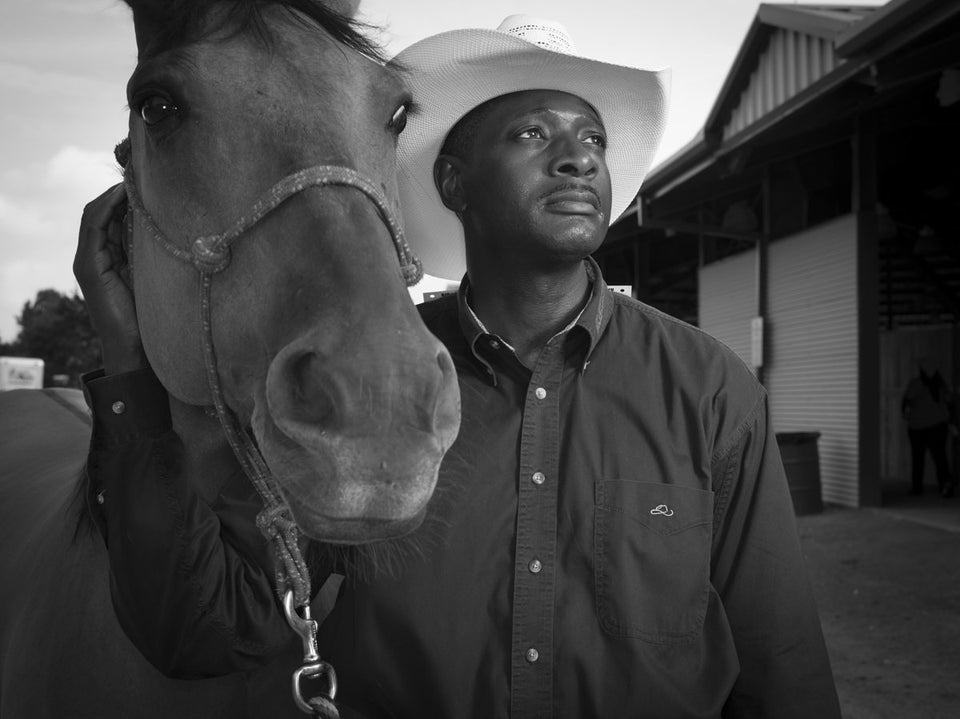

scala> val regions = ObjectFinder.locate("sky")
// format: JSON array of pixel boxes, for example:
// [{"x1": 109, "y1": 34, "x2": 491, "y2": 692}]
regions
[{"x1": 0, "y1": 0, "x2": 887, "y2": 343}]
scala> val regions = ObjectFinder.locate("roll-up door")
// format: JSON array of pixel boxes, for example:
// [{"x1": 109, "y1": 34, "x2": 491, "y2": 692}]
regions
[
  {"x1": 767, "y1": 214, "x2": 859, "y2": 507},
  {"x1": 698, "y1": 251, "x2": 756, "y2": 363}
]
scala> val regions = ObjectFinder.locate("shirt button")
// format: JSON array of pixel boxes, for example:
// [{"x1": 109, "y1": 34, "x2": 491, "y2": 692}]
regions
[
  {"x1": 531, "y1": 471, "x2": 545, "y2": 485},
  {"x1": 525, "y1": 647, "x2": 540, "y2": 663},
  {"x1": 529, "y1": 558, "x2": 542, "y2": 574},
  {"x1": 96, "y1": 491, "x2": 105, "y2": 505},
  {"x1": 111, "y1": 401, "x2": 126, "y2": 415},
  {"x1": 534, "y1": 387, "x2": 547, "y2": 400},
  {"x1": 489, "y1": 339, "x2": 500, "y2": 349}
]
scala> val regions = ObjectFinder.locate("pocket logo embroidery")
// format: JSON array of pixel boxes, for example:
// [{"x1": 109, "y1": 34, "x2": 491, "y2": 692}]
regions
[{"x1": 650, "y1": 504, "x2": 674, "y2": 517}]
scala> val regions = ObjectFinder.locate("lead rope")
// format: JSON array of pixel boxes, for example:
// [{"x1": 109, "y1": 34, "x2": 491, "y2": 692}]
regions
[{"x1": 123, "y1": 162, "x2": 422, "y2": 717}]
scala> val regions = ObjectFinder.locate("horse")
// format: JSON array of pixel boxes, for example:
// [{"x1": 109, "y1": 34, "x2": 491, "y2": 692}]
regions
[{"x1": 0, "y1": 1, "x2": 461, "y2": 716}]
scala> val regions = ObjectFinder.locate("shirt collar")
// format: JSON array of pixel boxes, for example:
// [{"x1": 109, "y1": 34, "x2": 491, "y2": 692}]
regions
[
  {"x1": 455, "y1": 257, "x2": 613, "y2": 379},
  {"x1": 575, "y1": 257, "x2": 613, "y2": 364}
]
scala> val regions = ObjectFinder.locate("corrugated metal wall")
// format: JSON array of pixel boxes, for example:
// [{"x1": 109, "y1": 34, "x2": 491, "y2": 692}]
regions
[
  {"x1": 699, "y1": 214, "x2": 860, "y2": 507},
  {"x1": 767, "y1": 215, "x2": 859, "y2": 507},
  {"x1": 724, "y1": 28, "x2": 842, "y2": 141},
  {"x1": 698, "y1": 251, "x2": 756, "y2": 362}
]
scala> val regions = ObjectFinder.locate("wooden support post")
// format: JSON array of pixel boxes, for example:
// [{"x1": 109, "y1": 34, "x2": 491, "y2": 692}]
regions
[
  {"x1": 853, "y1": 116, "x2": 882, "y2": 507},
  {"x1": 953, "y1": 324, "x2": 960, "y2": 486}
]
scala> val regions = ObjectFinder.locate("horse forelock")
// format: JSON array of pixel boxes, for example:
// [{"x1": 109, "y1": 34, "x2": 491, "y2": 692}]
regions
[
  {"x1": 119, "y1": 1, "x2": 388, "y2": 166},
  {"x1": 128, "y1": 0, "x2": 386, "y2": 64}
]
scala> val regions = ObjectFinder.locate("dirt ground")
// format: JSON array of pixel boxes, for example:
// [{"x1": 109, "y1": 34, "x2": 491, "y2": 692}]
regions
[{"x1": 797, "y1": 499, "x2": 960, "y2": 719}]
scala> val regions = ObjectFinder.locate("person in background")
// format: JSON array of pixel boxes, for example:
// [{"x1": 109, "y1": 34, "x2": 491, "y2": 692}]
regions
[
  {"x1": 75, "y1": 14, "x2": 841, "y2": 718},
  {"x1": 902, "y1": 356, "x2": 956, "y2": 498}
]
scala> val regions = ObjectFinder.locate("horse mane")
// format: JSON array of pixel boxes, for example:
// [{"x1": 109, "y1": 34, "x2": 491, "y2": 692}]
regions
[{"x1": 138, "y1": 0, "x2": 387, "y2": 63}]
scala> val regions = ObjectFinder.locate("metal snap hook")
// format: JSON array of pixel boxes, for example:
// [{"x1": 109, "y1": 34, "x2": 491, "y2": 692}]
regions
[
  {"x1": 283, "y1": 588, "x2": 320, "y2": 663},
  {"x1": 284, "y1": 589, "x2": 338, "y2": 715}
]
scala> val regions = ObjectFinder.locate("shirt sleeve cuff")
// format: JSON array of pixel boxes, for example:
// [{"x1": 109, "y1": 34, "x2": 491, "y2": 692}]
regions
[{"x1": 84, "y1": 367, "x2": 172, "y2": 445}]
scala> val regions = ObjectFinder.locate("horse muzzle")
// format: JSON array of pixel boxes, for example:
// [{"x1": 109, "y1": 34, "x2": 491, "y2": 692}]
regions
[{"x1": 252, "y1": 325, "x2": 460, "y2": 543}]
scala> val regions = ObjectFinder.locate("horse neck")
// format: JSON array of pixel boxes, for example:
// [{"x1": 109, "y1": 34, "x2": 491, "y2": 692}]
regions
[{"x1": 167, "y1": 395, "x2": 244, "y2": 504}]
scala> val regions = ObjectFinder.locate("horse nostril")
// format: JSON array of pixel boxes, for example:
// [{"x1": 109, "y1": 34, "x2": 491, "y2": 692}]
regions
[
  {"x1": 285, "y1": 352, "x2": 337, "y2": 428},
  {"x1": 436, "y1": 347, "x2": 455, "y2": 387},
  {"x1": 268, "y1": 334, "x2": 459, "y2": 444},
  {"x1": 433, "y1": 347, "x2": 460, "y2": 435}
]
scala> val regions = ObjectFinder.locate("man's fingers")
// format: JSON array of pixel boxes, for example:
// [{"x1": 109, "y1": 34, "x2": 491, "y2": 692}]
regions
[
  {"x1": 80, "y1": 183, "x2": 126, "y2": 232},
  {"x1": 79, "y1": 184, "x2": 127, "y2": 254},
  {"x1": 74, "y1": 184, "x2": 142, "y2": 368},
  {"x1": 75, "y1": 184, "x2": 128, "y2": 278}
]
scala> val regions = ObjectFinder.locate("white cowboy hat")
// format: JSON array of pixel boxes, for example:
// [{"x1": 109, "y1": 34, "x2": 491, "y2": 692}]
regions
[{"x1": 394, "y1": 14, "x2": 671, "y2": 280}]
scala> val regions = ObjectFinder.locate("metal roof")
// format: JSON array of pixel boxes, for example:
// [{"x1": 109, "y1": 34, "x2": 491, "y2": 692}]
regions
[
  {"x1": 705, "y1": 5, "x2": 877, "y2": 137},
  {"x1": 836, "y1": 0, "x2": 959, "y2": 56},
  {"x1": 646, "y1": 3, "x2": 882, "y2": 190},
  {"x1": 644, "y1": 0, "x2": 960, "y2": 193}
]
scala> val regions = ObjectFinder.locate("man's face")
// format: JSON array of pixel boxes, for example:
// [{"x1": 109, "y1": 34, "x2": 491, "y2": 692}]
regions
[{"x1": 449, "y1": 89, "x2": 613, "y2": 268}]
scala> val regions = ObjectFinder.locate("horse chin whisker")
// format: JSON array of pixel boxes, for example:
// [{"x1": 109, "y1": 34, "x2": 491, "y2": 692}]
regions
[{"x1": 314, "y1": 460, "x2": 465, "y2": 585}]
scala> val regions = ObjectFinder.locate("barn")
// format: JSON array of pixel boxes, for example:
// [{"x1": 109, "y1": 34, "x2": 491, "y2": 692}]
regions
[{"x1": 595, "y1": 0, "x2": 960, "y2": 507}]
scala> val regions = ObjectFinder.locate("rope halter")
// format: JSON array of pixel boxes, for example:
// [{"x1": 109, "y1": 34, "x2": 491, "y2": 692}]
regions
[{"x1": 123, "y1": 160, "x2": 423, "y2": 718}]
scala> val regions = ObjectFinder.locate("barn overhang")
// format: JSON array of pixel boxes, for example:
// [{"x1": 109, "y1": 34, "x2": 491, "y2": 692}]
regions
[{"x1": 595, "y1": 0, "x2": 960, "y2": 329}]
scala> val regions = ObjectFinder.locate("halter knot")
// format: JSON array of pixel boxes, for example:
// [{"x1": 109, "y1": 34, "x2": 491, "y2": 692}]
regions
[
  {"x1": 192, "y1": 236, "x2": 231, "y2": 273},
  {"x1": 256, "y1": 504, "x2": 298, "y2": 539},
  {"x1": 257, "y1": 504, "x2": 312, "y2": 606},
  {"x1": 402, "y1": 255, "x2": 424, "y2": 286}
]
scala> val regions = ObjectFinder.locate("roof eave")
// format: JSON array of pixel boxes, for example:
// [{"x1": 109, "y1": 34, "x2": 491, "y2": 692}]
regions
[
  {"x1": 702, "y1": 16, "x2": 769, "y2": 135},
  {"x1": 641, "y1": 130, "x2": 713, "y2": 195},
  {"x1": 836, "y1": 0, "x2": 959, "y2": 56}
]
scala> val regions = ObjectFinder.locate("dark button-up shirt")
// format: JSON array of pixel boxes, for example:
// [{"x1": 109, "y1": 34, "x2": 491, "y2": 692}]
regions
[
  {"x1": 82, "y1": 368, "x2": 298, "y2": 677},
  {"x1": 83, "y1": 259, "x2": 839, "y2": 717},
  {"x1": 319, "y1": 261, "x2": 838, "y2": 718}
]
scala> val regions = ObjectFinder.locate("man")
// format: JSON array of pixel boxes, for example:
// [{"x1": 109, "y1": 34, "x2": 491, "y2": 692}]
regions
[
  {"x1": 77, "y1": 15, "x2": 840, "y2": 718},
  {"x1": 902, "y1": 357, "x2": 956, "y2": 497}
]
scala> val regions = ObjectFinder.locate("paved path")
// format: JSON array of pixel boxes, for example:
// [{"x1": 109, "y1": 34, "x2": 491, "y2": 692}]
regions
[{"x1": 798, "y1": 498, "x2": 960, "y2": 719}]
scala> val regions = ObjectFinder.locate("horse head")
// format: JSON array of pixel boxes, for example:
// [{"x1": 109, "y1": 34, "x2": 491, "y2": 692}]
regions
[{"x1": 119, "y1": 0, "x2": 460, "y2": 544}]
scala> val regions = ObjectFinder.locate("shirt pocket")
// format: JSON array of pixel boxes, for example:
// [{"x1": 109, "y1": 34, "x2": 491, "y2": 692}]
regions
[{"x1": 594, "y1": 480, "x2": 713, "y2": 643}]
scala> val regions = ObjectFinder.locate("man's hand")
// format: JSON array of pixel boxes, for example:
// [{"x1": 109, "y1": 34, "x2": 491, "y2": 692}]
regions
[{"x1": 74, "y1": 184, "x2": 148, "y2": 375}]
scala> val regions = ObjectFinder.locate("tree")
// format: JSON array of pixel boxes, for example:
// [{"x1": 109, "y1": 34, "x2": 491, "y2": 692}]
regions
[{"x1": 2, "y1": 289, "x2": 101, "y2": 388}]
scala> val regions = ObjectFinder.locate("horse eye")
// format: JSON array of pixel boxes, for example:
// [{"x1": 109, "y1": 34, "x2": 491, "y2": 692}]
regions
[
  {"x1": 389, "y1": 103, "x2": 409, "y2": 134},
  {"x1": 140, "y1": 96, "x2": 180, "y2": 126}
]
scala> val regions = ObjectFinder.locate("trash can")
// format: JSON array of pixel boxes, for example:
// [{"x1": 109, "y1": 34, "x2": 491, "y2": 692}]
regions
[{"x1": 775, "y1": 432, "x2": 823, "y2": 516}]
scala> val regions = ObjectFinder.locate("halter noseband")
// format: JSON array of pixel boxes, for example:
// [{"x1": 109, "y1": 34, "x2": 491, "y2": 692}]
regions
[{"x1": 123, "y1": 163, "x2": 422, "y2": 283}]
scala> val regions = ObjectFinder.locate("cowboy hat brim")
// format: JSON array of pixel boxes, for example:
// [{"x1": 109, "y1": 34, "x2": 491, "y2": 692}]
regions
[{"x1": 393, "y1": 27, "x2": 670, "y2": 280}]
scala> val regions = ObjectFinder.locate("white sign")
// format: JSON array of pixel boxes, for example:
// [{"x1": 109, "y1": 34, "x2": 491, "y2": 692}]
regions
[
  {"x1": 0, "y1": 357, "x2": 44, "y2": 391},
  {"x1": 750, "y1": 317, "x2": 764, "y2": 368}
]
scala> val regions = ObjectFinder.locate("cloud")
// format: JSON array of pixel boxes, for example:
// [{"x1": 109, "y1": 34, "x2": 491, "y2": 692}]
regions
[
  {"x1": 0, "y1": 60, "x2": 115, "y2": 99},
  {"x1": 0, "y1": 146, "x2": 120, "y2": 239},
  {"x1": 0, "y1": 195, "x2": 59, "y2": 238},
  {"x1": 44, "y1": 145, "x2": 122, "y2": 194},
  {"x1": 0, "y1": 145, "x2": 121, "y2": 341},
  {"x1": 43, "y1": 1, "x2": 129, "y2": 18}
]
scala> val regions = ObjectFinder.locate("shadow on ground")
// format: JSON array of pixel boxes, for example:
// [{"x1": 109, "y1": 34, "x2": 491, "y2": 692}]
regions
[{"x1": 798, "y1": 482, "x2": 960, "y2": 719}]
